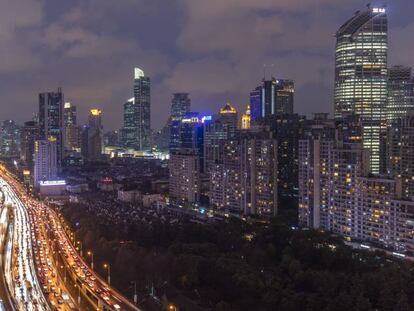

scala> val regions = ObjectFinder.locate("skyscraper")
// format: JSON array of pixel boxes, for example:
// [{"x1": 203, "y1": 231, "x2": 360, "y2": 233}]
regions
[
  {"x1": 210, "y1": 128, "x2": 278, "y2": 216},
  {"x1": 387, "y1": 66, "x2": 414, "y2": 122},
  {"x1": 20, "y1": 121, "x2": 39, "y2": 170},
  {"x1": 39, "y1": 89, "x2": 64, "y2": 170},
  {"x1": 171, "y1": 93, "x2": 191, "y2": 121},
  {"x1": 34, "y1": 139, "x2": 58, "y2": 186},
  {"x1": 387, "y1": 112, "x2": 414, "y2": 200},
  {"x1": 170, "y1": 93, "x2": 191, "y2": 152},
  {"x1": 169, "y1": 148, "x2": 200, "y2": 204},
  {"x1": 250, "y1": 78, "x2": 294, "y2": 123},
  {"x1": 0, "y1": 120, "x2": 21, "y2": 157},
  {"x1": 63, "y1": 102, "x2": 81, "y2": 151},
  {"x1": 334, "y1": 6, "x2": 388, "y2": 174},
  {"x1": 64, "y1": 102, "x2": 77, "y2": 126},
  {"x1": 82, "y1": 109, "x2": 103, "y2": 162},
  {"x1": 204, "y1": 102, "x2": 238, "y2": 173},
  {"x1": 133, "y1": 67, "x2": 151, "y2": 151}
]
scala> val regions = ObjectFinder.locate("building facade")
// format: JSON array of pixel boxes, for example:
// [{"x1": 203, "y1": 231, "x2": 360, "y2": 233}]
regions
[
  {"x1": 210, "y1": 128, "x2": 278, "y2": 217},
  {"x1": 334, "y1": 7, "x2": 388, "y2": 174},
  {"x1": 250, "y1": 78, "x2": 294, "y2": 123},
  {"x1": 170, "y1": 93, "x2": 191, "y2": 152},
  {"x1": 39, "y1": 89, "x2": 64, "y2": 170},
  {"x1": 134, "y1": 67, "x2": 151, "y2": 150},
  {"x1": 34, "y1": 139, "x2": 58, "y2": 186},
  {"x1": 387, "y1": 66, "x2": 414, "y2": 122},
  {"x1": 20, "y1": 121, "x2": 39, "y2": 169},
  {"x1": 169, "y1": 149, "x2": 200, "y2": 203}
]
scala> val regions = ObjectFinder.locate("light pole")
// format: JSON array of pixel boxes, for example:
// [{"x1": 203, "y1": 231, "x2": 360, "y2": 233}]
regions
[
  {"x1": 131, "y1": 281, "x2": 137, "y2": 304},
  {"x1": 77, "y1": 240, "x2": 83, "y2": 256},
  {"x1": 87, "y1": 251, "x2": 94, "y2": 270},
  {"x1": 61, "y1": 265, "x2": 67, "y2": 282},
  {"x1": 104, "y1": 263, "x2": 111, "y2": 285},
  {"x1": 75, "y1": 284, "x2": 81, "y2": 304}
]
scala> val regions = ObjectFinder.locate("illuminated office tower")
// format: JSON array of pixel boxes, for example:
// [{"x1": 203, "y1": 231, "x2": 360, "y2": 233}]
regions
[
  {"x1": 387, "y1": 66, "x2": 414, "y2": 122},
  {"x1": 39, "y1": 89, "x2": 64, "y2": 170},
  {"x1": 170, "y1": 93, "x2": 191, "y2": 152},
  {"x1": 250, "y1": 78, "x2": 294, "y2": 123},
  {"x1": 20, "y1": 121, "x2": 39, "y2": 169},
  {"x1": 34, "y1": 139, "x2": 57, "y2": 186},
  {"x1": 133, "y1": 67, "x2": 151, "y2": 150},
  {"x1": 334, "y1": 7, "x2": 388, "y2": 174}
]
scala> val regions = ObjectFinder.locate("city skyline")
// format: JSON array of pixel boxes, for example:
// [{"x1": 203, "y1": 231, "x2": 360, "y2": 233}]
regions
[{"x1": 0, "y1": 1, "x2": 413, "y2": 130}]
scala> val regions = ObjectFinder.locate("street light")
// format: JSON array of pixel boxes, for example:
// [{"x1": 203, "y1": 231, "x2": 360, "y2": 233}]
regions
[
  {"x1": 169, "y1": 304, "x2": 177, "y2": 311},
  {"x1": 131, "y1": 281, "x2": 137, "y2": 304},
  {"x1": 77, "y1": 240, "x2": 83, "y2": 256},
  {"x1": 61, "y1": 265, "x2": 67, "y2": 282},
  {"x1": 103, "y1": 263, "x2": 111, "y2": 285},
  {"x1": 75, "y1": 284, "x2": 81, "y2": 304},
  {"x1": 87, "y1": 251, "x2": 94, "y2": 270}
]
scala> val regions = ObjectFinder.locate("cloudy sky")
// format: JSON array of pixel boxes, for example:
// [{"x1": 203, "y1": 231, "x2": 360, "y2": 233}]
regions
[{"x1": 0, "y1": 0, "x2": 413, "y2": 130}]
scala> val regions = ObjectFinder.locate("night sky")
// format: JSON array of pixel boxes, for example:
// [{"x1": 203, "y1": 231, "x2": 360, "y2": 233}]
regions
[{"x1": 0, "y1": 0, "x2": 412, "y2": 130}]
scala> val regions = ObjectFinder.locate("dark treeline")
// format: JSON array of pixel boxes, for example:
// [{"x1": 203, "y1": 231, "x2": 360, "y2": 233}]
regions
[{"x1": 61, "y1": 202, "x2": 414, "y2": 311}]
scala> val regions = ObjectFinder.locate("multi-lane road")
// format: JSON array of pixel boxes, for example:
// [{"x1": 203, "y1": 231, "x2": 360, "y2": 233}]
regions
[{"x1": 0, "y1": 168, "x2": 140, "y2": 311}]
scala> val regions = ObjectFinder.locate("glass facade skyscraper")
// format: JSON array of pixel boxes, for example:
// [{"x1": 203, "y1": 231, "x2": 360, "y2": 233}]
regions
[
  {"x1": 39, "y1": 88, "x2": 64, "y2": 171},
  {"x1": 387, "y1": 66, "x2": 414, "y2": 122},
  {"x1": 133, "y1": 67, "x2": 151, "y2": 151},
  {"x1": 250, "y1": 78, "x2": 294, "y2": 124},
  {"x1": 334, "y1": 7, "x2": 388, "y2": 174},
  {"x1": 170, "y1": 93, "x2": 191, "y2": 152}
]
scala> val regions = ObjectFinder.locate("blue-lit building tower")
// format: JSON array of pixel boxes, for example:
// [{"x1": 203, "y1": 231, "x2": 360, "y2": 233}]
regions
[{"x1": 250, "y1": 78, "x2": 294, "y2": 124}]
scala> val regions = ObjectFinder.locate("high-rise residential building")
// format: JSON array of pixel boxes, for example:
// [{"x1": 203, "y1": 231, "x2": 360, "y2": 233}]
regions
[
  {"x1": 241, "y1": 104, "x2": 251, "y2": 130},
  {"x1": 204, "y1": 103, "x2": 238, "y2": 173},
  {"x1": 298, "y1": 113, "x2": 414, "y2": 253},
  {"x1": 256, "y1": 113, "x2": 306, "y2": 198},
  {"x1": 179, "y1": 113, "x2": 205, "y2": 171},
  {"x1": 169, "y1": 148, "x2": 200, "y2": 203},
  {"x1": 81, "y1": 109, "x2": 103, "y2": 162},
  {"x1": 387, "y1": 112, "x2": 414, "y2": 200},
  {"x1": 34, "y1": 139, "x2": 58, "y2": 186},
  {"x1": 250, "y1": 78, "x2": 294, "y2": 123},
  {"x1": 387, "y1": 66, "x2": 414, "y2": 122},
  {"x1": 39, "y1": 89, "x2": 64, "y2": 170},
  {"x1": 210, "y1": 128, "x2": 278, "y2": 217},
  {"x1": 334, "y1": 7, "x2": 388, "y2": 174},
  {"x1": 170, "y1": 93, "x2": 191, "y2": 152},
  {"x1": 20, "y1": 121, "x2": 39, "y2": 170},
  {"x1": 0, "y1": 120, "x2": 21, "y2": 157},
  {"x1": 134, "y1": 67, "x2": 151, "y2": 150}
]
